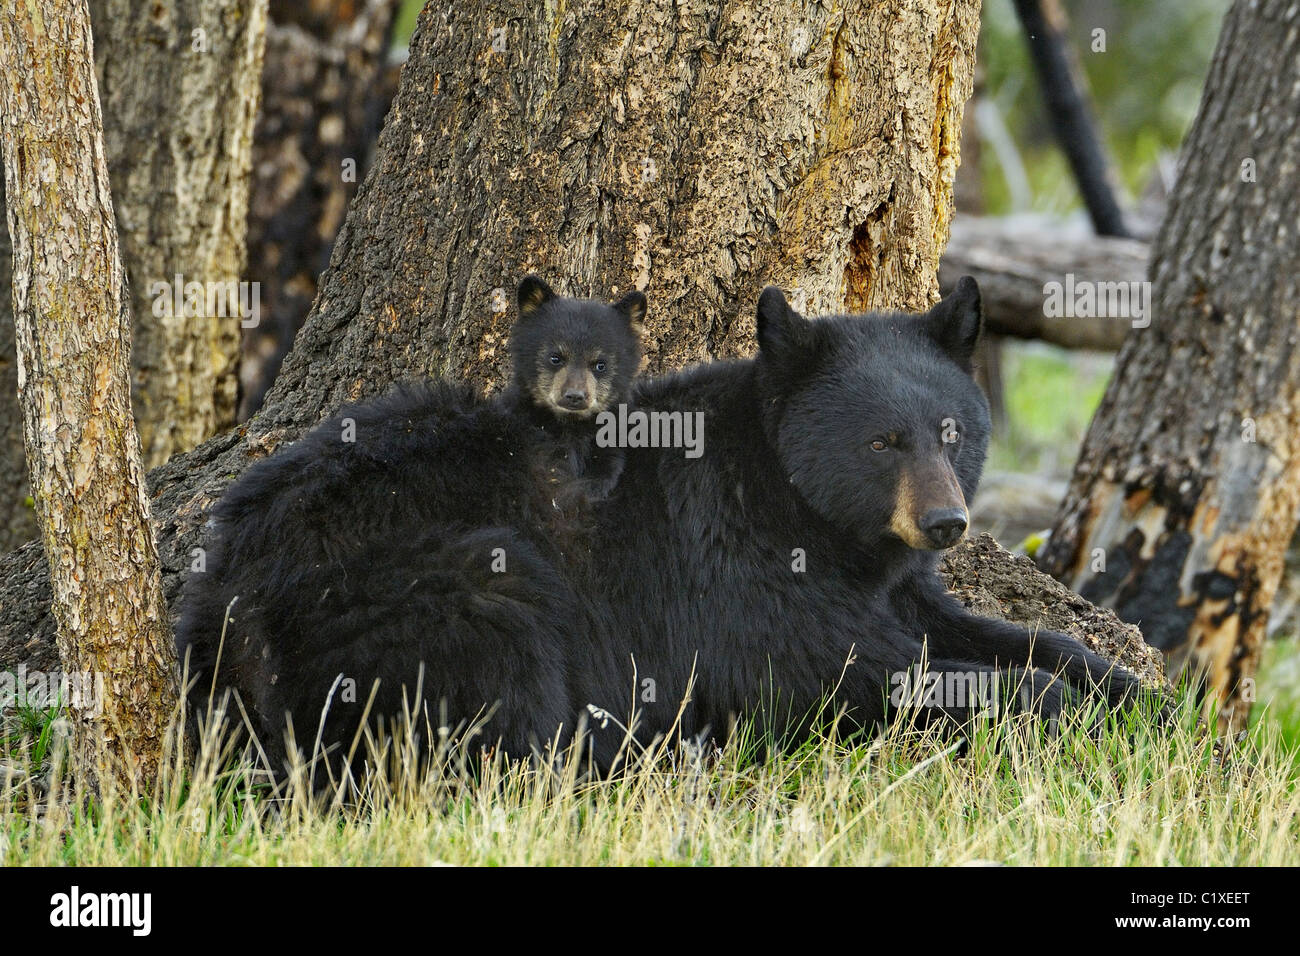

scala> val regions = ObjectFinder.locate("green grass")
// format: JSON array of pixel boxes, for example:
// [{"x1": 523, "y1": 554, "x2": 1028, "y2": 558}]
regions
[
  {"x1": 1254, "y1": 635, "x2": 1300, "y2": 758},
  {"x1": 1, "y1": 690, "x2": 1297, "y2": 866},
  {"x1": 987, "y1": 342, "x2": 1113, "y2": 479}
]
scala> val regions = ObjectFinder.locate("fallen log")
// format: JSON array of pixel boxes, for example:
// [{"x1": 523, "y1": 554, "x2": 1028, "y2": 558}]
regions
[{"x1": 939, "y1": 216, "x2": 1150, "y2": 351}]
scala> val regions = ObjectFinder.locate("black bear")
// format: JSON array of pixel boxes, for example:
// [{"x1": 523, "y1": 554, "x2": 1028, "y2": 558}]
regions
[
  {"x1": 558, "y1": 277, "x2": 1148, "y2": 767},
  {"x1": 176, "y1": 277, "x2": 645, "y2": 775},
  {"x1": 506, "y1": 275, "x2": 645, "y2": 507},
  {"x1": 180, "y1": 276, "x2": 1146, "y2": 778}
]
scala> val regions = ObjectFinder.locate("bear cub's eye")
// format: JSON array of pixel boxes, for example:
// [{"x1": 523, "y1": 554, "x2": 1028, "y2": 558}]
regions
[
  {"x1": 593, "y1": 360, "x2": 607, "y2": 373},
  {"x1": 549, "y1": 353, "x2": 564, "y2": 366}
]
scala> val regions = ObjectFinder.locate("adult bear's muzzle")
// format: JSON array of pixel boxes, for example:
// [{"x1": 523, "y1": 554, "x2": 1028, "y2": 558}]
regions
[{"x1": 889, "y1": 459, "x2": 969, "y2": 551}]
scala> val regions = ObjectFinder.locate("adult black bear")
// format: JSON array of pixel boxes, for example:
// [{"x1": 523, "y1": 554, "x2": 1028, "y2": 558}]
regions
[
  {"x1": 564, "y1": 277, "x2": 1147, "y2": 766},
  {"x1": 180, "y1": 276, "x2": 1146, "y2": 777},
  {"x1": 176, "y1": 278, "x2": 645, "y2": 775}
]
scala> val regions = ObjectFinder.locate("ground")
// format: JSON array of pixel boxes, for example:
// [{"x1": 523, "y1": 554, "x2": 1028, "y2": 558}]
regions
[{"x1": 0, "y1": 695, "x2": 1296, "y2": 865}]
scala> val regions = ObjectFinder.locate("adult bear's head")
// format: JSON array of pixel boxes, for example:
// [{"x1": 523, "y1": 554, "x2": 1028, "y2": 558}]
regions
[{"x1": 755, "y1": 277, "x2": 990, "y2": 552}]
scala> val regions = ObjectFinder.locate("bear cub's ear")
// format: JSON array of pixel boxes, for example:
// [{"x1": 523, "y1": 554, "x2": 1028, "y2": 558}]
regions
[
  {"x1": 517, "y1": 275, "x2": 556, "y2": 318},
  {"x1": 612, "y1": 289, "x2": 647, "y2": 333},
  {"x1": 923, "y1": 275, "x2": 982, "y2": 371},
  {"x1": 757, "y1": 285, "x2": 817, "y2": 360}
]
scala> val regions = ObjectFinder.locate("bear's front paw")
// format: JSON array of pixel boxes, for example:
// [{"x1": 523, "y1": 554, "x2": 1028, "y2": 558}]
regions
[{"x1": 1010, "y1": 667, "x2": 1066, "y2": 722}]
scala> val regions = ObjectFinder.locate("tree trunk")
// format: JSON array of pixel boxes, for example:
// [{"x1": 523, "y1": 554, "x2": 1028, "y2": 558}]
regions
[
  {"x1": 0, "y1": 0, "x2": 179, "y2": 788},
  {"x1": 0, "y1": 0, "x2": 268, "y2": 546},
  {"x1": 1011, "y1": 0, "x2": 1129, "y2": 237},
  {"x1": 0, "y1": 0, "x2": 1156, "y2": 700},
  {"x1": 1038, "y1": 0, "x2": 1300, "y2": 733},
  {"x1": 251, "y1": 0, "x2": 982, "y2": 410},
  {"x1": 239, "y1": 0, "x2": 400, "y2": 420},
  {"x1": 90, "y1": 0, "x2": 269, "y2": 468},
  {"x1": 0, "y1": 172, "x2": 38, "y2": 552}
]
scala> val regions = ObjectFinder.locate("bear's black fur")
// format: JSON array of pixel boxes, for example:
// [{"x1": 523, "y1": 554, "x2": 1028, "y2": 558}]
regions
[
  {"x1": 559, "y1": 278, "x2": 1146, "y2": 767},
  {"x1": 506, "y1": 275, "x2": 645, "y2": 506},
  {"x1": 176, "y1": 279, "x2": 645, "y2": 774},
  {"x1": 179, "y1": 277, "x2": 1145, "y2": 777}
]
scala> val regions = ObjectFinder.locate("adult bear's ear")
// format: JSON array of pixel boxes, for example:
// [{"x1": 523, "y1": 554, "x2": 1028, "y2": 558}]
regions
[
  {"x1": 923, "y1": 275, "x2": 982, "y2": 372},
  {"x1": 517, "y1": 275, "x2": 556, "y2": 318},
  {"x1": 612, "y1": 289, "x2": 647, "y2": 335},
  {"x1": 757, "y1": 286, "x2": 817, "y2": 364}
]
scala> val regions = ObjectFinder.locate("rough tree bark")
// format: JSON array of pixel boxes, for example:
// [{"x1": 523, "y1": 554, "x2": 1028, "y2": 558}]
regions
[
  {"x1": 90, "y1": 0, "x2": 268, "y2": 467},
  {"x1": 0, "y1": 0, "x2": 178, "y2": 787},
  {"x1": 0, "y1": 172, "x2": 36, "y2": 552},
  {"x1": 239, "y1": 0, "x2": 400, "y2": 420},
  {"x1": 1039, "y1": 0, "x2": 1300, "y2": 733},
  {"x1": 0, "y1": 0, "x2": 1160, "y2": 696}
]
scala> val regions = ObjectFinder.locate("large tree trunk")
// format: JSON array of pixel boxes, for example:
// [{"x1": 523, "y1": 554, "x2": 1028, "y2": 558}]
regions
[
  {"x1": 1038, "y1": 0, "x2": 1300, "y2": 733},
  {"x1": 249, "y1": 0, "x2": 983, "y2": 406},
  {"x1": 0, "y1": 0, "x2": 178, "y2": 788},
  {"x1": 239, "y1": 0, "x2": 400, "y2": 420},
  {"x1": 90, "y1": 0, "x2": 268, "y2": 468},
  {"x1": 0, "y1": 1, "x2": 1158, "y2": 699}
]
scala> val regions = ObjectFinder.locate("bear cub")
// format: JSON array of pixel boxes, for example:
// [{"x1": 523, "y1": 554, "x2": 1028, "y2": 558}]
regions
[
  {"x1": 506, "y1": 275, "x2": 644, "y2": 507},
  {"x1": 176, "y1": 276, "x2": 646, "y2": 777}
]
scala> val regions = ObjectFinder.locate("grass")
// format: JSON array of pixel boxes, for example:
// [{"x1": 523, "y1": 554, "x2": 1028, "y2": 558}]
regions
[
  {"x1": 987, "y1": 342, "x2": 1113, "y2": 478},
  {"x1": 1, "y1": 686, "x2": 1298, "y2": 866}
]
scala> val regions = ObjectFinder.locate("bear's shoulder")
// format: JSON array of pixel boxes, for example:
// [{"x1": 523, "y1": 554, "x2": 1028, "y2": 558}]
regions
[
  {"x1": 631, "y1": 358, "x2": 755, "y2": 411},
  {"x1": 212, "y1": 378, "x2": 528, "y2": 530}
]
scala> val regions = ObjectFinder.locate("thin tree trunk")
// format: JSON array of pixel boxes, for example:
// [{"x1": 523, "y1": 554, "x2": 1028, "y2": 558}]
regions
[
  {"x1": 0, "y1": 0, "x2": 268, "y2": 545},
  {"x1": 1011, "y1": 0, "x2": 1129, "y2": 237},
  {"x1": 90, "y1": 0, "x2": 269, "y2": 467},
  {"x1": 0, "y1": 172, "x2": 37, "y2": 552},
  {"x1": 1039, "y1": 0, "x2": 1300, "y2": 733},
  {"x1": 0, "y1": 0, "x2": 178, "y2": 788},
  {"x1": 0, "y1": 0, "x2": 1148, "y2": 697}
]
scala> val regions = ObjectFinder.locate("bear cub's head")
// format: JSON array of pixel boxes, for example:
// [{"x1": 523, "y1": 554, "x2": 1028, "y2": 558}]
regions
[
  {"x1": 756, "y1": 277, "x2": 990, "y2": 554},
  {"x1": 508, "y1": 275, "x2": 645, "y2": 422}
]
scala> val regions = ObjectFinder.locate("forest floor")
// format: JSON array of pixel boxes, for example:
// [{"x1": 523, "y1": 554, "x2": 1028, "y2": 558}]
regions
[{"x1": 0, "y1": 690, "x2": 1296, "y2": 866}]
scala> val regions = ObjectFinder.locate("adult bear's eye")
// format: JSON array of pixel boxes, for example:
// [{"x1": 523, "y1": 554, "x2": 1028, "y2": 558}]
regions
[
  {"x1": 870, "y1": 438, "x2": 888, "y2": 452},
  {"x1": 549, "y1": 353, "x2": 563, "y2": 366}
]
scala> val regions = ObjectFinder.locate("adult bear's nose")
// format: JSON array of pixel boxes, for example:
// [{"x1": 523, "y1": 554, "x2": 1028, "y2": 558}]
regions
[{"x1": 919, "y1": 507, "x2": 967, "y2": 549}]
